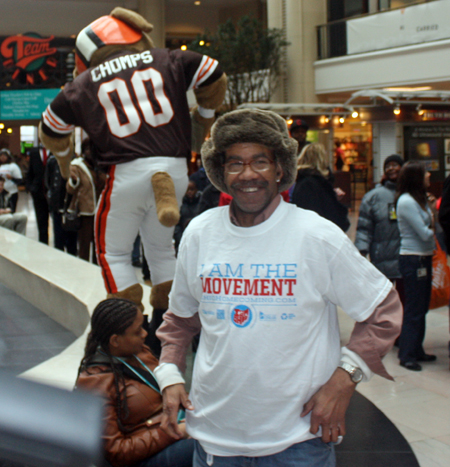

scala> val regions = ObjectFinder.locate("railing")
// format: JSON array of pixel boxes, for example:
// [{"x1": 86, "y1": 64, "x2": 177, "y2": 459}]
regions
[{"x1": 317, "y1": 18, "x2": 347, "y2": 60}]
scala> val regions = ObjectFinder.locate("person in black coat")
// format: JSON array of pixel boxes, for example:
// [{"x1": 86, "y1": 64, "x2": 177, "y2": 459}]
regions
[
  {"x1": 25, "y1": 147, "x2": 50, "y2": 244},
  {"x1": 174, "y1": 179, "x2": 201, "y2": 254},
  {"x1": 195, "y1": 183, "x2": 221, "y2": 216},
  {"x1": 291, "y1": 143, "x2": 350, "y2": 232},
  {"x1": 45, "y1": 154, "x2": 77, "y2": 255}
]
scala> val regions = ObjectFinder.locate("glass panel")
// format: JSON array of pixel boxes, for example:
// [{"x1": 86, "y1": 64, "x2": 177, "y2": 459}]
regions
[{"x1": 345, "y1": 0, "x2": 368, "y2": 17}]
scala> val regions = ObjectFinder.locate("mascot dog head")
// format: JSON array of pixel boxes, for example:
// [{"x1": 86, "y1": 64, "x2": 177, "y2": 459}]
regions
[{"x1": 74, "y1": 8, "x2": 154, "y2": 76}]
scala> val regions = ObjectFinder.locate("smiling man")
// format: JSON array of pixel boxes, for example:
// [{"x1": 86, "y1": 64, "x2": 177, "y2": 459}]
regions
[
  {"x1": 154, "y1": 109, "x2": 402, "y2": 467},
  {"x1": 355, "y1": 154, "x2": 405, "y2": 289}
]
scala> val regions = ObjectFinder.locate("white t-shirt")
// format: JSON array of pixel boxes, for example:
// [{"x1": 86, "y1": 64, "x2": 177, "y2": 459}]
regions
[
  {"x1": 0, "y1": 162, "x2": 22, "y2": 195},
  {"x1": 170, "y1": 199, "x2": 391, "y2": 457}
]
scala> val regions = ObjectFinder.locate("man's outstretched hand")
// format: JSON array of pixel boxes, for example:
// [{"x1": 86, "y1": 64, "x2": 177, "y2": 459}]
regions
[
  {"x1": 161, "y1": 383, "x2": 194, "y2": 439},
  {"x1": 301, "y1": 368, "x2": 356, "y2": 443}
]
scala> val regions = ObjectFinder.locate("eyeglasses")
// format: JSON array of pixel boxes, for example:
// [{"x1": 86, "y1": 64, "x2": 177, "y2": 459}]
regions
[{"x1": 223, "y1": 158, "x2": 275, "y2": 175}]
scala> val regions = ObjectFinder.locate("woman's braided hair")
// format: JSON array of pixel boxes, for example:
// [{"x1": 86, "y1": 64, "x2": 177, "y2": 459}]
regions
[{"x1": 78, "y1": 298, "x2": 139, "y2": 433}]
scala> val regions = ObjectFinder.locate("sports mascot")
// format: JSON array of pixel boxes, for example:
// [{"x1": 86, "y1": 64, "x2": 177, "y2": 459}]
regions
[{"x1": 39, "y1": 8, "x2": 226, "y2": 355}]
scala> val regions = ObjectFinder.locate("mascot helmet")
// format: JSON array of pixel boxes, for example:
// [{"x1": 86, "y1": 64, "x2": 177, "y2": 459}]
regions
[{"x1": 75, "y1": 15, "x2": 143, "y2": 74}]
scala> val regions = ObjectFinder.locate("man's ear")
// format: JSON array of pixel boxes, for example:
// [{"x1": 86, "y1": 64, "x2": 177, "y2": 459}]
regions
[{"x1": 276, "y1": 163, "x2": 284, "y2": 182}]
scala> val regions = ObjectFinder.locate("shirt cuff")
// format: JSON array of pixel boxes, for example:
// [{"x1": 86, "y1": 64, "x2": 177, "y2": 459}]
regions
[
  {"x1": 54, "y1": 147, "x2": 71, "y2": 157},
  {"x1": 154, "y1": 362, "x2": 185, "y2": 391},
  {"x1": 198, "y1": 106, "x2": 215, "y2": 119},
  {"x1": 341, "y1": 346, "x2": 374, "y2": 382}
]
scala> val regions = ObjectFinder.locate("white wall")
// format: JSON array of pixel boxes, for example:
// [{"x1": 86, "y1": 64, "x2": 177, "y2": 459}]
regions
[
  {"x1": 0, "y1": 0, "x2": 138, "y2": 37},
  {"x1": 314, "y1": 38, "x2": 450, "y2": 94},
  {"x1": 372, "y1": 121, "x2": 400, "y2": 182}
]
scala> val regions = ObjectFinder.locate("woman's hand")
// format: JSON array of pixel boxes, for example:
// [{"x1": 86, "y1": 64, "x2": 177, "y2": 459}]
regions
[
  {"x1": 177, "y1": 422, "x2": 190, "y2": 439},
  {"x1": 334, "y1": 187, "x2": 345, "y2": 201}
]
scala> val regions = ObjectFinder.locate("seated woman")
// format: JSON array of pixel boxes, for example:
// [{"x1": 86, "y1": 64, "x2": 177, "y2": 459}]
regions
[{"x1": 76, "y1": 298, "x2": 194, "y2": 467}]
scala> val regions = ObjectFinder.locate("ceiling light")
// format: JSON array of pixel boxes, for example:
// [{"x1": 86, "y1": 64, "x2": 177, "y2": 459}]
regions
[
  {"x1": 0, "y1": 123, "x2": 4, "y2": 129},
  {"x1": 339, "y1": 117, "x2": 345, "y2": 123},
  {"x1": 194, "y1": 1, "x2": 201, "y2": 5},
  {"x1": 7, "y1": 128, "x2": 13, "y2": 134},
  {"x1": 383, "y1": 86, "x2": 432, "y2": 92},
  {"x1": 181, "y1": 45, "x2": 187, "y2": 51},
  {"x1": 286, "y1": 117, "x2": 293, "y2": 126},
  {"x1": 351, "y1": 110, "x2": 359, "y2": 118},
  {"x1": 393, "y1": 104, "x2": 401, "y2": 115},
  {"x1": 199, "y1": 40, "x2": 205, "y2": 46},
  {"x1": 416, "y1": 104, "x2": 425, "y2": 116}
]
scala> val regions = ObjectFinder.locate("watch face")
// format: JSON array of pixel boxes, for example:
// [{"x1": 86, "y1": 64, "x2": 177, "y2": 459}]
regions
[{"x1": 352, "y1": 368, "x2": 363, "y2": 383}]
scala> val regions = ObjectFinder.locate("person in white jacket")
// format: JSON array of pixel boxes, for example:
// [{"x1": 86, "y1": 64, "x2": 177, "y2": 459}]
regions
[{"x1": 0, "y1": 149, "x2": 23, "y2": 213}]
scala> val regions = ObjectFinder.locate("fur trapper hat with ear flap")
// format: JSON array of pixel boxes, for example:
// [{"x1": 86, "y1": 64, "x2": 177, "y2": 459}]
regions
[{"x1": 201, "y1": 109, "x2": 298, "y2": 194}]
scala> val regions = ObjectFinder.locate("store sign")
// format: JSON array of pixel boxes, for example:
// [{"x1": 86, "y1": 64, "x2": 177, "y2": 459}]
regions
[
  {"x1": 347, "y1": 1, "x2": 450, "y2": 55},
  {"x1": 1, "y1": 33, "x2": 57, "y2": 83},
  {"x1": 404, "y1": 125, "x2": 450, "y2": 176},
  {"x1": 0, "y1": 89, "x2": 60, "y2": 120},
  {"x1": 423, "y1": 111, "x2": 450, "y2": 121}
]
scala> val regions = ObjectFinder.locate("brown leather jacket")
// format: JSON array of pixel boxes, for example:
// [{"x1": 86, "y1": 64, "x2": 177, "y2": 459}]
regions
[{"x1": 76, "y1": 347, "x2": 176, "y2": 467}]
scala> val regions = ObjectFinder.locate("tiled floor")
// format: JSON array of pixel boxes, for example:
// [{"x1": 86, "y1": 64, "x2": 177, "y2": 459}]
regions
[
  {"x1": 3, "y1": 189, "x2": 450, "y2": 467},
  {"x1": 0, "y1": 282, "x2": 77, "y2": 376}
]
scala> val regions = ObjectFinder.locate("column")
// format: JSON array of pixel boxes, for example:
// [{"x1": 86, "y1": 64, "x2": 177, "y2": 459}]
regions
[
  {"x1": 267, "y1": 0, "x2": 327, "y2": 103},
  {"x1": 138, "y1": 0, "x2": 165, "y2": 48}
]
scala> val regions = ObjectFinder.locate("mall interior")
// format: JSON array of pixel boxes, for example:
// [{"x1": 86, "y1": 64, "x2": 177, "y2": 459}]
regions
[{"x1": 1, "y1": 1, "x2": 450, "y2": 466}]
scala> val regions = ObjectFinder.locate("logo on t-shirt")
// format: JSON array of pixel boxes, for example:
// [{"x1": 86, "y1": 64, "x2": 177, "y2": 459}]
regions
[{"x1": 231, "y1": 305, "x2": 252, "y2": 328}]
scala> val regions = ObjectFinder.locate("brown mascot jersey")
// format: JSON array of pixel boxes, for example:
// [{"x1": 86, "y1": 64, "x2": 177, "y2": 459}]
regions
[{"x1": 41, "y1": 48, "x2": 223, "y2": 167}]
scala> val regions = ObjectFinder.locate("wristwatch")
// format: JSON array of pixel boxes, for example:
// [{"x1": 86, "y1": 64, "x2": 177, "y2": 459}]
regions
[{"x1": 338, "y1": 361, "x2": 363, "y2": 384}]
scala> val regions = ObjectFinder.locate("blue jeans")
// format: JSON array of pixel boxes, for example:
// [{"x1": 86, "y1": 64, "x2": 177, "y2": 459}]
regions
[
  {"x1": 398, "y1": 255, "x2": 432, "y2": 363},
  {"x1": 193, "y1": 439, "x2": 335, "y2": 467},
  {"x1": 134, "y1": 438, "x2": 195, "y2": 467}
]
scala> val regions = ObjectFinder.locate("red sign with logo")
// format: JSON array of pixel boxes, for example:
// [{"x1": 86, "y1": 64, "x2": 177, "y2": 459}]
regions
[{"x1": 1, "y1": 33, "x2": 57, "y2": 84}]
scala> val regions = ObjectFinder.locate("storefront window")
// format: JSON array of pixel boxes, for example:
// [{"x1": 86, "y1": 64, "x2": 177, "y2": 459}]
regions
[
  {"x1": 334, "y1": 121, "x2": 373, "y2": 202},
  {"x1": 334, "y1": 122, "x2": 372, "y2": 170},
  {"x1": 403, "y1": 124, "x2": 449, "y2": 183}
]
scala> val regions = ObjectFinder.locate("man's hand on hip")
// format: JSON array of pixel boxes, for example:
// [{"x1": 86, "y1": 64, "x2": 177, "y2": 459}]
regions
[
  {"x1": 300, "y1": 368, "x2": 356, "y2": 443},
  {"x1": 161, "y1": 383, "x2": 194, "y2": 439}
]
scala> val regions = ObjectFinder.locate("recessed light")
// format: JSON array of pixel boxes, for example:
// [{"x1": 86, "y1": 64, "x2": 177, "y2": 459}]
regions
[{"x1": 383, "y1": 86, "x2": 432, "y2": 92}]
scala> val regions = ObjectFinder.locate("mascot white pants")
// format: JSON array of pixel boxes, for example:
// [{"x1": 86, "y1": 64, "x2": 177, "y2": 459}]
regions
[{"x1": 96, "y1": 157, "x2": 187, "y2": 294}]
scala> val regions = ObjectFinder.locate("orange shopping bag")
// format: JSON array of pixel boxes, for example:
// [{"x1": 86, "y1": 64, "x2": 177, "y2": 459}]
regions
[{"x1": 429, "y1": 238, "x2": 450, "y2": 310}]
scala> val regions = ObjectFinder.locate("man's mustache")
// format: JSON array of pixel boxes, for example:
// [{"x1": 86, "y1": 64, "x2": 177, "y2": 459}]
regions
[{"x1": 231, "y1": 181, "x2": 268, "y2": 190}]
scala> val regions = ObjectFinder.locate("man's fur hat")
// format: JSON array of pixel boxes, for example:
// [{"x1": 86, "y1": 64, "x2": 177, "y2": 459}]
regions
[{"x1": 201, "y1": 109, "x2": 298, "y2": 194}]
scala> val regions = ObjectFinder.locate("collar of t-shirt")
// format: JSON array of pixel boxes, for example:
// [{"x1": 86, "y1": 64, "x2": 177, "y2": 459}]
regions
[{"x1": 229, "y1": 194, "x2": 281, "y2": 227}]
